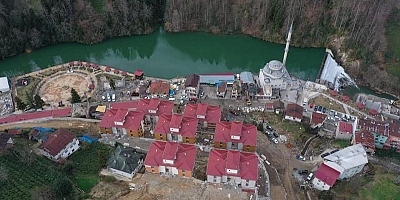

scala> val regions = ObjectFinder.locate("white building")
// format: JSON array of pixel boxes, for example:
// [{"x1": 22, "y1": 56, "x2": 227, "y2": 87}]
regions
[
  {"x1": 0, "y1": 77, "x2": 11, "y2": 93},
  {"x1": 39, "y1": 128, "x2": 80, "y2": 162}
]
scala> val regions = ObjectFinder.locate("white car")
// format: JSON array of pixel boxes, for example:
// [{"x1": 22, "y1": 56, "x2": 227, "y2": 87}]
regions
[
  {"x1": 272, "y1": 138, "x2": 279, "y2": 144},
  {"x1": 111, "y1": 94, "x2": 116, "y2": 102},
  {"x1": 307, "y1": 173, "x2": 314, "y2": 181},
  {"x1": 106, "y1": 93, "x2": 111, "y2": 102}
]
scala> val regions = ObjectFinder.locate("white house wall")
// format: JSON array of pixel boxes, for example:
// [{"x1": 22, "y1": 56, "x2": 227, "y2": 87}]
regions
[
  {"x1": 112, "y1": 127, "x2": 117, "y2": 134},
  {"x1": 338, "y1": 164, "x2": 365, "y2": 179},
  {"x1": 312, "y1": 178, "x2": 330, "y2": 191},
  {"x1": 57, "y1": 139, "x2": 80, "y2": 160},
  {"x1": 159, "y1": 166, "x2": 166, "y2": 173},
  {"x1": 241, "y1": 179, "x2": 256, "y2": 189},
  {"x1": 207, "y1": 175, "x2": 222, "y2": 184},
  {"x1": 110, "y1": 168, "x2": 133, "y2": 178}
]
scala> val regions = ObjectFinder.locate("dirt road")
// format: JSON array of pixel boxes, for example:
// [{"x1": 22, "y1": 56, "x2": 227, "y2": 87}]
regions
[{"x1": 0, "y1": 119, "x2": 101, "y2": 136}]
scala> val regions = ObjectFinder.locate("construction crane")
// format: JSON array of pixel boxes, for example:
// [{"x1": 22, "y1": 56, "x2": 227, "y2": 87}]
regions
[{"x1": 246, "y1": 90, "x2": 252, "y2": 106}]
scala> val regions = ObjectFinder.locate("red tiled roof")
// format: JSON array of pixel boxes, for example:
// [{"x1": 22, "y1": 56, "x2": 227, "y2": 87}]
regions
[
  {"x1": 134, "y1": 70, "x2": 144, "y2": 76},
  {"x1": 85, "y1": 62, "x2": 91, "y2": 67},
  {"x1": 149, "y1": 80, "x2": 170, "y2": 95},
  {"x1": 214, "y1": 121, "x2": 257, "y2": 146},
  {"x1": 114, "y1": 69, "x2": 119, "y2": 74},
  {"x1": 285, "y1": 103, "x2": 304, "y2": 119},
  {"x1": 99, "y1": 109, "x2": 118, "y2": 128},
  {"x1": 121, "y1": 111, "x2": 144, "y2": 131},
  {"x1": 144, "y1": 141, "x2": 197, "y2": 171},
  {"x1": 357, "y1": 102, "x2": 365, "y2": 109},
  {"x1": 338, "y1": 121, "x2": 353, "y2": 133},
  {"x1": 39, "y1": 128, "x2": 76, "y2": 157},
  {"x1": 185, "y1": 74, "x2": 200, "y2": 87},
  {"x1": 92, "y1": 64, "x2": 99, "y2": 69},
  {"x1": 369, "y1": 109, "x2": 378, "y2": 115},
  {"x1": 114, "y1": 108, "x2": 129, "y2": 123},
  {"x1": 154, "y1": 114, "x2": 198, "y2": 138},
  {"x1": 330, "y1": 90, "x2": 338, "y2": 96},
  {"x1": 121, "y1": 71, "x2": 127, "y2": 76},
  {"x1": 206, "y1": 149, "x2": 258, "y2": 181},
  {"x1": 311, "y1": 112, "x2": 327, "y2": 126},
  {"x1": 110, "y1": 101, "x2": 139, "y2": 110},
  {"x1": 77, "y1": 61, "x2": 82, "y2": 65},
  {"x1": 266, "y1": 103, "x2": 274, "y2": 109},
  {"x1": 169, "y1": 114, "x2": 183, "y2": 129},
  {"x1": 341, "y1": 96, "x2": 350, "y2": 102},
  {"x1": 136, "y1": 98, "x2": 174, "y2": 116},
  {"x1": 314, "y1": 163, "x2": 340, "y2": 187},
  {"x1": 8, "y1": 129, "x2": 21, "y2": 135},
  {"x1": 105, "y1": 67, "x2": 111, "y2": 72},
  {"x1": 68, "y1": 62, "x2": 74, "y2": 66},
  {"x1": 357, "y1": 119, "x2": 390, "y2": 136},
  {"x1": 183, "y1": 103, "x2": 221, "y2": 123},
  {"x1": 353, "y1": 131, "x2": 375, "y2": 150},
  {"x1": 29, "y1": 129, "x2": 40, "y2": 137},
  {"x1": 88, "y1": 84, "x2": 95, "y2": 90}
]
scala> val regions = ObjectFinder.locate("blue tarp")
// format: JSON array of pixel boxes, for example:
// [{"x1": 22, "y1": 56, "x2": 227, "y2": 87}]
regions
[
  {"x1": 32, "y1": 127, "x2": 55, "y2": 132},
  {"x1": 169, "y1": 89, "x2": 175, "y2": 96},
  {"x1": 78, "y1": 135, "x2": 99, "y2": 144}
]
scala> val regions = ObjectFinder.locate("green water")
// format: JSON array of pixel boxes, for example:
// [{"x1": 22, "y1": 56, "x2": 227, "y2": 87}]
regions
[{"x1": 0, "y1": 31, "x2": 325, "y2": 80}]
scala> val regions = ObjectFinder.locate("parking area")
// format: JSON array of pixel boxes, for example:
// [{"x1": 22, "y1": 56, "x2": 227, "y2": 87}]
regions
[{"x1": 0, "y1": 92, "x2": 14, "y2": 116}]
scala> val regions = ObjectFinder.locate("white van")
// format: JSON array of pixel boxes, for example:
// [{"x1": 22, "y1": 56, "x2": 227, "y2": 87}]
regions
[
  {"x1": 168, "y1": 97, "x2": 176, "y2": 101},
  {"x1": 111, "y1": 94, "x2": 116, "y2": 102},
  {"x1": 107, "y1": 93, "x2": 111, "y2": 102}
]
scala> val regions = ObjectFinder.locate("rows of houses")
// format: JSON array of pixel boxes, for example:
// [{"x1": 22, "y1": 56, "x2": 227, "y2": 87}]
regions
[{"x1": 98, "y1": 98, "x2": 259, "y2": 192}]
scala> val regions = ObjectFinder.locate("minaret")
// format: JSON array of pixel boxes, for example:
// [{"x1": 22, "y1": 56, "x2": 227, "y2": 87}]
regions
[{"x1": 282, "y1": 22, "x2": 293, "y2": 66}]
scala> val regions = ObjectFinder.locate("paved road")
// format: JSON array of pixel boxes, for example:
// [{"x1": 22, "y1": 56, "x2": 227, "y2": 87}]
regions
[{"x1": 321, "y1": 93, "x2": 375, "y2": 119}]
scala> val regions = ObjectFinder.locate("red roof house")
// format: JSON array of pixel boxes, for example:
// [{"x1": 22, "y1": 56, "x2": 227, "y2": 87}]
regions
[
  {"x1": 144, "y1": 141, "x2": 197, "y2": 178},
  {"x1": 352, "y1": 131, "x2": 375, "y2": 153},
  {"x1": 312, "y1": 163, "x2": 341, "y2": 190},
  {"x1": 341, "y1": 96, "x2": 350, "y2": 102},
  {"x1": 153, "y1": 114, "x2": 199, "y2": 144},
  {"x1": 134, "y1": 70, "x2": 144, "y2": 80},
  {"x1": 85, "y1": 62, "x2": 91, "y2": 67},
  {"x1": 105, "y1": 67, "x2": 111, "y2": 72},
  {"x1": 285, "y1": 103, "x2": 304, "y2": 122},
  {"x1": 183, "y1": 103, "x2": 221, "y2": 127},
  {"x1": 206, "y1": 149, "x2": 258, "y2": 190},
  {"x1": 92, "y1": 64, "x2": 99, "y2": 69},
  {"x1": 335, "y1": 121, "x2": 354, "y2": 140},
  {"x1": 214, "y1": 121, "x2": 257, "y2": 152},
  {"x1": 330, "y1": 90, "x2": 338, "y2": 97},
  {"x1": 113, "y1": 69, "x2": 119, "y2": 74},
  {"x1": 76, "y1": 61, "x2": 82, "y2": 66},
  {"x1": 357, "y1": 102, "x2": 365, "y2": 110},
  {"x1": 369, "y1": 109, "x2": 378, "y2": 116},
  {"x1": 99, "y1": 109, "x2": 145, "y2": 137},
  {"x1": 38, "y1": 128, "x2": 80, "y2": 161},
  {"x1": 121, "y1": 71, "x2": 127, "y2": 76},
  {"x1": 149, "y1": 80, "x2": 170, "y2": 96},
  {"x1": 311, "y1": 112, "x2": 327, "y2": 129}
]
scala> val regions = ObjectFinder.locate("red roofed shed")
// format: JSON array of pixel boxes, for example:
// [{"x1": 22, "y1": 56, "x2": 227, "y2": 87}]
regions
[
  {"x1": 369, "y1": 109, "x2": 378, "y2": 116},
  {"x1": 330, "y1": 90, "x2": 338, "y2": 97},
  {"x1": 121, "y1": 71, "x2": 127, "y2": 76},
  {"x1": 114, "y1": 69, "x2": 119, "y2": 74},
  {"x1": 357, "y1": 102, "x2": 365, "y2": 110},
  {"x1": 134, "y1": 70, "x2": 144, "y2": 80},
  {"x1": 105, "y1": 67, "x2": 111, "y2": 72},
  {"x1": 341, "y1": 96, "x2": 350, "y2": 102}
]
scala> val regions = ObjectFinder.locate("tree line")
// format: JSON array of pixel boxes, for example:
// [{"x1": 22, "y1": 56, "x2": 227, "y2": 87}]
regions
[{"x1": 0, "y1": 0, "x2": 162, "y2": 59}]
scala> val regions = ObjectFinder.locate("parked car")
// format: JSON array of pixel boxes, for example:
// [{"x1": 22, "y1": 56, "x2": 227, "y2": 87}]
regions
[
  {"x1": 273, "y1": 132, "x2": 279, "y2": 138},
  {"x1": 101, "y1": 95, "x2": 106, "y2": 101},
  {"x1": 120, "y1": 92, "x2": 124, "y2": 97},
  {"x1": 265, "y1": 131, "x2": 271, "y2": 135},
  {"x1": 107, "y1": 93, "x2": 111, "y2": 102},
  {"x1": 296, "y1": 155, "x2": 306, "y2": 161},
  {"x1": 272, "y1": 138, "x2": 279, "y2": 144},
  {"x1": 307, "y1": 173, "x2": 314, "y2": 181},
  {"x1": 330, "y1": 110, "x2": 334, "y2": 115},
  {"x1": 317, "y1": 106, "x2": 323, "y2": 113},
  {"x1": 310, "y1": 103, "x2": 314, "y2": 108},
  {"x1": 111, "y1": 93, "x2": 116, "y2": 102},
  {"x1": 297, "y1": 169, "x2": 309, "y2": 175},
  {"x1": 200, "y1": 91, "x2": 204, "y2": 97},
  {"x1": 321, "y1": 152, "x2": 330, "y2": 158},
  {"x1": 322, "y1": 107, "x2": 327, "y2": 113},
  {"x1": 267, "y1": 125, "x2": 274, "y2": 131},
  {"x1": 314, "y1": 106, "x2": 318, "y2": 112},
  {"x1": 330, "y1": 149, "x2": 340, "y2": 154}
]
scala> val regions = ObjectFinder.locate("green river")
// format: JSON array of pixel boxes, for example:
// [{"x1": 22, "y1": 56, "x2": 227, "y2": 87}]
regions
[{"x1": 0, "y1": 31, "x2": 324, "y2": 81}]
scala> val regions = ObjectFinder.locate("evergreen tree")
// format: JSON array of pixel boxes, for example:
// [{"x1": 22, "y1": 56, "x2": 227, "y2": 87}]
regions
[
  {"x1": 34, "y1": 94, "x2": 45, "y2": 109},
  {"x1": 14, "y1": 96, "x2": 27, "y2": 110},
  {"x1": 70, "y1": 88, "x2": 81, "y2": 103}
]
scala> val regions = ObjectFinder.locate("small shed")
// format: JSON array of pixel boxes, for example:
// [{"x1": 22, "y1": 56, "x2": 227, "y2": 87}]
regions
[
  {"x1": 357, "y1": 102, "x2": 365, "y2": 110},
  {"x1": 85, "y1": 62, "x2": 91, "y2": 67},
  {"x1": 341, "y1": 96, "x2": 350, "y2": 102},
  {"x1": 88, "y1": 84, "x2": 95, "y2": 90},
  {"x1": 369, "y1": 109, "x2": 378, "y2": 116},
  {"x1": 134, "y1": 70, "x2": 144, "y2": 80},
  {"x1": 76, "y1": 61, "x2": 82, "y2": 66},
  {"x1": 105, "y1": 67, "x2": 111, "y2": 72},
  {"x1": 330, "y1": 90, "x2": 338, "y2": 97},
  {"x1": 92, "y1": 64, "x2": 99, "y2": 69},
  {"x1": 114, "y1": 69, "x2": 120, "y2": 74},
  {"x1": 121, "y1": 71, "x2": 127, "y2": 76},
  {"x1": 68, "y1": 62, "x2": 74, "y2": 66}
]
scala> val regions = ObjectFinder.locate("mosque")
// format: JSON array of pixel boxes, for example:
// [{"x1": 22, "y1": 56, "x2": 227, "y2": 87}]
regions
[{"x1": 258, "y1": 23, "x2": 293, "y2": 99}]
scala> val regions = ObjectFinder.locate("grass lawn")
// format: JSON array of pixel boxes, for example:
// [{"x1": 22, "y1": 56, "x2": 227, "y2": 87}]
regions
[
  {"x1": 75, "y1": 175, "x2": 99, "y2": 192},
  {"x1": 333, "y1": 140, "x2": 350, "y2": 148},
  {"x1": 16, "y1": 76, "x2": 41, "y2": 103},
  {"x1": 360, "y1": 176, "x2": 400, "y2": 200}
]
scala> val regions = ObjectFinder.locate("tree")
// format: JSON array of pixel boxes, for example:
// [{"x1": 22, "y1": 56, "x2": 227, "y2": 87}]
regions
[
  {"x1": 52, "y1": 178, "x2": 73, "y2": 199},
  {"x1": 70, "y1": 88, "x2": 81, "y2": 103},
  {"x1": 0, "y1": 166, "x2": 8, "y2": 183},
  {"x1": 25, "y1": 91, "x2": 34, "y2": 108},
  {"x1": 34, "y1": 94, "x2": 45, "y2": 109},
  {"x1": 109, "y1": 78, "x2": 116, "y2": 90},
  {"x1": 31, "y1": 185, "x2": 56, "y2": 200},
  {"x1": 257, "y1": 123, "x2": 264, "y2": 131},
  {"x1": 14, "y1": 96, "x2": 27, "y2": 110}
]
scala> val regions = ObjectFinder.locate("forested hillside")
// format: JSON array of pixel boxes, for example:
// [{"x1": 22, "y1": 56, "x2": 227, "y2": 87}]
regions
[
  {"x1": 0, "y1": 0, "x2": 399, "y2": 94},
  {"x1": 0, "y1": 0, "x2": 162, "y2": 59},
  {"x1": 164, "y1": 0, "x2": 400, "y2": 93}
]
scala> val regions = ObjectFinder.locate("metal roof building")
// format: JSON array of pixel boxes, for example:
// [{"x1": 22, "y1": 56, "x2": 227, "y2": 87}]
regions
[
  {"x1": 239, "y1": 71, "x2": 255, "y2": 84},
  {"x1": 199, "y1": 73, "x2": 235, "y2": 85},
  {"x1": 0, "y1": 77, "x2": 10, "y2": 93}
]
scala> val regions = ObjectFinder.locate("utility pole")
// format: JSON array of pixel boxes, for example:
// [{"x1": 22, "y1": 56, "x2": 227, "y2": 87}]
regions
[{"x1": 283, "y1": 21, "x2": 293, "y2": 66}]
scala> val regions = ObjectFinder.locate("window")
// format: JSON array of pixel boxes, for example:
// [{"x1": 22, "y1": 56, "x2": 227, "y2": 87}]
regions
[{"x1": 182, "y1": 170, "x2": 186, "y2": 177}]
